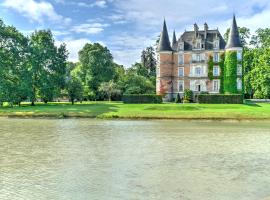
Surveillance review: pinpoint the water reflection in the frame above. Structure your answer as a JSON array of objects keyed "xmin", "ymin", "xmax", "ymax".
[{"xmin": 1, "ymin": 118, "xmax": 270, "ymax": 200}]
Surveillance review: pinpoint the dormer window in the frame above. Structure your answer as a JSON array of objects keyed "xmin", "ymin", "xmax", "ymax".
[
  {"xmin": 179, "ymin": 42, "xmax": 184, "ymax": 50},
  {"xmin": 196, "ymin": 42, "xmax": 201, "ymax": 49},
  {"xmin": 214, "ymin": 40, "xmax": 219, "ymax": 49}
]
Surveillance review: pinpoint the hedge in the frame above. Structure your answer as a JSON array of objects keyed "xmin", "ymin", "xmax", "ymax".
[
  {"xmin": 122, "ymin": 94, "xmax": 163, "ymax": 104},
  {"xmin": 198, "ymin": 94, "xmax": 243, "ymax": 104}
]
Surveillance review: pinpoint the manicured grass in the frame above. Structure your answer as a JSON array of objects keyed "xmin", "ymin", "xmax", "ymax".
[{"xmin": 0, "ymin": 101, "xmax": 270, "ymax": 120}]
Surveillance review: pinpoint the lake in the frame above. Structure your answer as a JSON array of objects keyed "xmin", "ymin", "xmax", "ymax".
[{"xmin": 1, "ymin": 118, "xmax": 270, "ymax": 200}]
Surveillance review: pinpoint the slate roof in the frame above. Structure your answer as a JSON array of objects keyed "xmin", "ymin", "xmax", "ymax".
[
  {"xmin": 178, "ymin": 29, "xmax": 226, "ymax": 51},
  {"xmin": 157, "ymin": 19, "xmax": 172, "ymax": 52},
  {"xmin": 225, "ymin": 15, "xmax": 242, "ymax": 49},
  {"xmin": 172, "ymin": 30, "xmax": 177, "ymax": 51}
]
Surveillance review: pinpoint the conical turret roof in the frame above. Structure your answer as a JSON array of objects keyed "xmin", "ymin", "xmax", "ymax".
[
  {"xmin": 157, "ymin": 19, "xmax": 172, "ymax": 52},
  {"xmin": 226, "ymin": 15, "xmax": 242, "ymax": 49},
  {"xmin": 172, "ymin": 30, "xmax": 177, "ymax": 50}
]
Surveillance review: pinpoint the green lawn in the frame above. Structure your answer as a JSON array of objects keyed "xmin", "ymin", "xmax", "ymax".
[{"xmin": 0, "ymin": 101, "xmax": 270, "ymax": 120}]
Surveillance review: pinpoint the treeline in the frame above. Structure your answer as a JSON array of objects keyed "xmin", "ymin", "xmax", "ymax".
[
  {"xmin": 0, "ymin": 19, "xmax": 156, "ymax": 106},
  {"xmin": 225, "ymin": 27, "xmax": 270, "ymax": 98}
]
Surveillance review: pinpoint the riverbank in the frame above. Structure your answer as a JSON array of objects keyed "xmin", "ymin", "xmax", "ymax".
[{"xmin": 0, "ymin": 101, "xmax": 270, "ymax": 120}]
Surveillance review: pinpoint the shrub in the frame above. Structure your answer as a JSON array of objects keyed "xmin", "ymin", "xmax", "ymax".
[
  {"xmin": 184, "ymin": 89, "xmax": 193, "ymax": 102},
  {"xmin": 175, "ymin": 93, "xmax": 181, "ymax": 103},
  {"xmin": 198, "ymin": 94, "xmax": 243, "ymax": 104},
  {"xmin": 183, "ymin": 99, "xmax": 190, "ymax": 103},
  {"xmin": 122, "ymin": 94, "xmax": 162, "ymax": 104}
]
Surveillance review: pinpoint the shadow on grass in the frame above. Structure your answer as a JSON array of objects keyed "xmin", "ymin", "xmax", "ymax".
[
  {"xmin": 0, "ymin": 102, "xmax": 119, "ymax": 118},
  {"xmin": 144, "ymin": 105, "xmax": 201, "ymax": 111},
  {"xmin": 244, "ymin": 101, "xmax": 261, "ymax": 107}
]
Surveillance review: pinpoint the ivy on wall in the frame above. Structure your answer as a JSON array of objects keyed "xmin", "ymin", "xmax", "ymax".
[
  {"xmin": 208, "ymin": 55, "xmax": 214, "ymax": 80},
  {"xmin": 207, "ymin": 53, "xmax": 225, "ymax": 93},
  {"xmin": 224, "ymin": 51, "xmax": 238, "ymax": 94},
  {"xmin": 219, "ymin": 53, "xmax": 225, "ymax": 94}
]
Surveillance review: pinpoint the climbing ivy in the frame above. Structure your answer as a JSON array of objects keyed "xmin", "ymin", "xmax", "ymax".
[
  {"xmin": 207, "ymin": 53, "xmax": 225, "ymax": 93},
  {"xmin": 224, "ymin": 51, "xmax": 238, "ymax": 94},
  {"xmin": 219, "ymin": 53, "xmax": 225, "ymax": 94},
  {"xmin": 208, "ymin": 55, "xmax": 214, "ymax": 80}
]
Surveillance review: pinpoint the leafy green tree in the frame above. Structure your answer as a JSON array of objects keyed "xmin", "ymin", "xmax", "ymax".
[
  {"xmin": 67, "ymin": 77, "xmax": 83, "ymax": 105},
  {"xmin": 0, "ymin": 19, "xmax": 30, "ymax": 106},
  {"xmin": 175, "ymin": 93, "xmax": 181, "ymax": 103},
  {"xmin": 250, "ymin": 28, "xmax": 270, "ymax": 48},
  {"xmin": 98, "ymin": 80, "xmax": 121, "ymax": 101},
  {"xmin": 141, "ymin": 46, "xmax": 157, "ymax": 76},
  {"xmin": 78, "ymin": 43, "xmax": 115, "ymax": 99},
  {"xmin": 249, "ymin": 49, "xmax": 270, "ymax": 98},
  {"xmin": 29, "ymin": 30, "xmax": 68, "ymax": 104}
]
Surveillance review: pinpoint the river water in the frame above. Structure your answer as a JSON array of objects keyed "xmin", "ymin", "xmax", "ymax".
[{"xmin": 1, "ymin": 118, "xmax": 270, "ymax": 200}]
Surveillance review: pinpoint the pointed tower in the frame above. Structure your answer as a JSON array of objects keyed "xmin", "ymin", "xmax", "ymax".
[
  {"xmin": 157, "ymin": 19, "xmax": 172, "ymax": 52},
  {"xmin": 156, "ymin": 19, "xmax": 174, "ymax": 101},
  {"xmin": 224, "ymin": 15, "xmax": 243, "ymax": 94},
  {"xmin": 225, "ymin": 15, "xmax": 242, "ymax": 49},
  {"xmin": 172, "ymin": 30, "xmax": 177, "ymax": 51}
]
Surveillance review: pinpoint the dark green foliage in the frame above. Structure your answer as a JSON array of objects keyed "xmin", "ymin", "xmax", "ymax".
[
  {"xmin": 198, "ymin": 94, "xmax": 243, "ymax": 104},
  {"xmin": 224, "ymin": 51, "xmax": 238, "ymax": 94},
  {"xmin": 219, "ymin": 53, "xmax": 225, "ymax": 94},
  {"xmin": 122, "ymin": 94, "xmax": 162, "ymax": 104},
  {"xmin": 183, "ymin": 89, "xmax": 193, "ymax": 102},
  {"xmin": 175, "ymin": 93, "xmax": 181, "ymax": 103},
  {"xmin": 67, "ymin": 77, "xmax": 83, "ymax": 105},
  {"xmin": 78, "ymin": 43, "xmax": 115, "ymax": 98},
  {"xmin": 141, "ymin": 46, "xmax": 157, "ymax": 76},
  {"xmin": 208, "ymin": 55, "xmax": 214, "ymax": 80}
]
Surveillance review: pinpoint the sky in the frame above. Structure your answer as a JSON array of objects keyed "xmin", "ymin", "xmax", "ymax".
[{"xmin": 1, "ymin": 0, "xmax": 270, "ymax": 67}]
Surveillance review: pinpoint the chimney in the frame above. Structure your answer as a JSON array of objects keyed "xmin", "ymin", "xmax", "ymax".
[
  {"xmin": 204, "ymin": 23, "xmax": 208, "ymax": 39},
  {"xmin": 194, "ymin": 23, "xmax": 199, "ymax": 37}
]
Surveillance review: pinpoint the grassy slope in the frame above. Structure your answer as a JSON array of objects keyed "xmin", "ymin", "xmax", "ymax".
[{"xmin": 0, "ymin": 101, "xmax": 269, "ymax": 119}]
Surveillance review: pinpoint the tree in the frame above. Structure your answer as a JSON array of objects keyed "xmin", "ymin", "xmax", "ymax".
[
  {"xmin": 224, "ymin": 27, "xmax": 251, "ymax": 47},
  {"xmin": 78, "ymin": 43, "xmax": 115, "ymax": 99},
  {"xmin": 250, "ymin": 28, "xmax": 270, "ymax": 48},
  {"xmin": 175, "ymin": 93, "xmax": 181, "ymax": 103},
  {"xmin": 98, "ymin": 81, "xmax": 121, "ymax": 101},
  {"xmin": 0, "ymin": 19, "xmax": 30, "ymax": 106},
  {"xmin": 249, "ymin": 49, "xmax": 270, "ymax": 98},
  {"xmin": 29, "ymin": 30, "xmax": 68, "ymax": 104},
  {"xmin": 67, "ymin": 77, "xmax": 83, "ymax": 105},
  {"xmin": 141, "ymin": 46, "xmax": 157, "ymax": 76}
]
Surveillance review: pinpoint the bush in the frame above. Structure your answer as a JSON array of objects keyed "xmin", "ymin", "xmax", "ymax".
[
  {"xmin": 122, "ymin": 94, "xmax": 162, "ymax": 104},
  {"xmin": 175, "ymin": 93, "xmax": 181, "ymax": 103},
  {"xmin": 183, "ymin": 99, "xmax": 190, "ymax": 103},
  {"xmin": 198, "ymin": 94, "xmax": 243, "ymax": 104},
  {"xmin": 184, "ymin": 89, "xmax": 193, "ymax": 102}
]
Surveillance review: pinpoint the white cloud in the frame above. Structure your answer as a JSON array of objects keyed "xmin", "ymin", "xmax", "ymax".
[
  {"xmin": 1, "ymin": 0, "xmax": 70, "ymax": 24},
  {"xmin": 76, "ymin": 0, "xmax": 107, "ymax": 8},
  {"xmin": 56, "ymin": 38, "xmax": 92, "ymax": 62},
  {"xmin": 71, "ymin": 23, "xmax": 110, "ymax": 34}
]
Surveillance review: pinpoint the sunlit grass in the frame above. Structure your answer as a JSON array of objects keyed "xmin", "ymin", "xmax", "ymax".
[{"xmin": 0, "ymin": 101, "xmax": 270, "ymax": 119}]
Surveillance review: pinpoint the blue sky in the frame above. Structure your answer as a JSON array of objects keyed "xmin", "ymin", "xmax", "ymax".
[{"xmin": 1, "ymin": 0, "xmax": 270, "ymax": 67}]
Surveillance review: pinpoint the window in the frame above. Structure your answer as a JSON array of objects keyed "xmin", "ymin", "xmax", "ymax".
[
  {"xmin": 213, "ymin": 66, "xmax": 219, "ymax": 76},
  {"xmin": 178, "ymin": 80, "xmax": 184, "ymax": 92},
  {"xmin": 237, "ymin": 64, "xmax": 242, "ymax": 76},
  {"xmin": 179, "ymin": 54, "xmax": 184, "ymax": 64},
  {"xmin": 237, "ymin": 50, "xmax": 242, "ymax": 60},
  {"xmin": 213, "ymin": 80, "xmax": 219, "ymax": 92},
  {"xmin": 213, "ymin": 52, "xmax": 219, "ymax": 62},
  {"xmin": 197, "ymin": 42, "xmax": 201, "ymax": 49},
  {"xmin": 195, "ymin": 84, "xmax": 201, "ymax": 92},
  {"xmin": 237, "ymin": 78, "xmax": 242, "ymax": 90},
  {"xmin": 195, "ymin": 67, "xmax": 201, "ymax": 76},
  {"xmin": 214, "ymin": 40, "xmax": 219, "ymax": 49},
  {"xmin": 179, "ymin": 42, "xmax": 184, "ymax": 50},
  {"xmin": 196, "ymin": 54, "xmax": 201, "ymax": 61},
  {"xmin": 178, "ymin": 67, "xmax": 184, "ymax": 77}
]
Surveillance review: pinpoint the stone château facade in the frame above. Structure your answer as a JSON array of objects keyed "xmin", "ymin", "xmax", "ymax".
[{"xmin": 156, "ymin": 15, "xmax": 243, "ymax": 101}]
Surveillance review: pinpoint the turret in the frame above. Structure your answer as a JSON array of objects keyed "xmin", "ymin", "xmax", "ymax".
[
  {"xmin": 172, "ymin": 30, "xmax": 177, "ymax": 51},
  {"xmin": 157, "ymin": 19, "xmax": 172, "ymax": 52},
  {"xmin": 225, "ymin": 14, "xmax": 242, "ymax": 49}
]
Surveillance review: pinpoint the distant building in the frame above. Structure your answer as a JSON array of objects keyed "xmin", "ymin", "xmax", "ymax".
[{"xmin": 156, "ymin": 15, "xmax": 243, "ymax": 101}]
